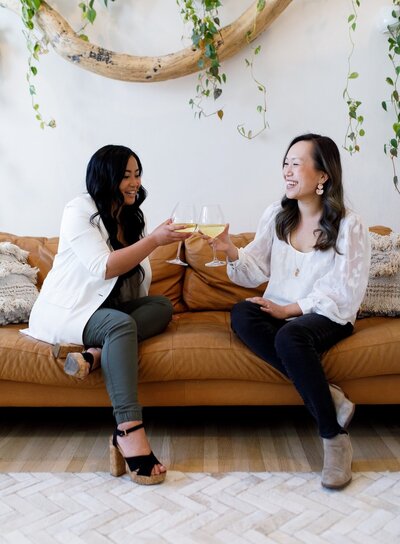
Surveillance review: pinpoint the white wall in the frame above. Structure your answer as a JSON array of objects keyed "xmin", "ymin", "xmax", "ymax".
[{"xmin": 0, "ymin": 0, "xmax": 398, "ymax": 236}]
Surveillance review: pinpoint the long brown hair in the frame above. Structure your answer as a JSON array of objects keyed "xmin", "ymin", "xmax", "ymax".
[{"xmin": 275, "ymin": 133, "xmax": 345, "ymax": 252}]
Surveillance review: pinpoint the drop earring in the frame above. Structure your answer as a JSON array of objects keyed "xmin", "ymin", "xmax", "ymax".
[{"xmin": 316, "ymin": 183, "xmax": 324, "ymax": 196}]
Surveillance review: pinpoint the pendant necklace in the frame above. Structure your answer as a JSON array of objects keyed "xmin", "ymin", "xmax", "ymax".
[{"xmin": 294, "ymin": 250, "xmax": 306, "ymax": 277}]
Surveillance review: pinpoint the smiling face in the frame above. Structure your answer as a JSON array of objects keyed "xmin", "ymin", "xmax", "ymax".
[
  {"xmin": 119, "ymin": 155, "xmax": 141, "ymax": 206},
  {"xmin": 283, "ymin": 140, "xmax": 328, "ymax": 203}
]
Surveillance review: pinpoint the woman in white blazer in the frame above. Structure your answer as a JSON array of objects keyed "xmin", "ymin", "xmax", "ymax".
[{"xmin": 25, "ymin": 145, "xmax": 191, "ymax": 486}]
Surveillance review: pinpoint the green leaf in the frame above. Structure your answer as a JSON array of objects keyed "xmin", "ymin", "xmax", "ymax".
[
  {"xmin": 30, "ymin": 66, "xmax": 37, "ymax": 76},
  {"xmin": 382, "ymin": 101, "xmax": 388, "ymax": 111},
  {"xmin": 348, "ymin": 14, "xmax": 355, "ymax": 23},
  {"xmin": 254, "ymin": 45, "xmax": 261, "ymax": 55},
  {"xmin": 349, "ymin": 72, "xmax": 359, "ymax": 79},
  {"xmin": 257, "ymin": 0, "xmax": 266, "ymax": 12},
  {"xmin": 359, "ymin": 129, "xmax": 365, "ymax": 136},
  {"xmin": 386, "ymin": 77, "xmax": 395, "ymax": 86},
  {"xmin": 87, "ymin": 8, "xmax": 97, "ymax": 24},
  {"xmin": 391, "ymin": 138, "xmax": 398, "ymax": 148}
]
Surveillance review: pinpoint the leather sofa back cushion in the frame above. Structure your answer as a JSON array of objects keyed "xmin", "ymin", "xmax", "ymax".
[
  {"xmin": 148, "ymin": 242, "xmax": 187, "ymax": 313},
  {"xmin": 0, "ymin": 233, "xmax": 58, "ymax": 289},
  {"xmin": 182, "ymin": 233, "xmax": 267, "ymax": 311}
]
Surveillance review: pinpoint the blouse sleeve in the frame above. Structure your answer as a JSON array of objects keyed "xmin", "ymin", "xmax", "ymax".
[
  {"xmin": 60, "ymin": 197, "xmax": 111, "ymax": 279},
  {"xmin": 227, "ymin": 202, "xmax": 279, "ymax": 288},
  {"xmin": 297, "ymin": 212, "xmax": 371, "ymax": 324}
]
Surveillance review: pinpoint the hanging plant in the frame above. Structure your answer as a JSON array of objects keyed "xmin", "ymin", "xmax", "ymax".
[
  {"xmin": 382, "ymin": 0, "xmax": 400, "ymax": 193},
  {"xmin": 177, "ymin": 0, "xmax": 225, "ymax": 120},
  {"xmin": 18, "ymin": 0, "xmax": 115, "ymax": 128},
  {"xmin": 20, "ymin": 0, "xmax": 55, "ymax": 129},
  {"xmin": 343, "ymin": 0, "xmax": 365, "ymax": 154},
  {"xmin": 237, "ymin": 0, "xmax": 268, "ymax": 140}
]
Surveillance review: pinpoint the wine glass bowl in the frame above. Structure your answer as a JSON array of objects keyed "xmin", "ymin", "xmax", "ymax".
[
  {"xmin": 166, "ymin": 203, "xmax": 197, "ymax": 266},
  {"xmin": 198, "ymin": 205, "xmax": 226, "ymax": 267}
]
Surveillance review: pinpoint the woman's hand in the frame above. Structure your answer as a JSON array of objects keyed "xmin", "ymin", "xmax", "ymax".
[
  {"xmin": 201, "ymin": 224, "xmax": 239, "ymax": 261},
  {"xmin": 246, "ymin": 297, "xmax": 303, "ymax": 320},
  {"xmin": 149, "ymin": 219, "xmax": 193, "ymax": 247}
]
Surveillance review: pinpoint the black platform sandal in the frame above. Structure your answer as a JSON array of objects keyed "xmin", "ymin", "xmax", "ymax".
[
  {"xmin": 109, "ymin": 423, "xmax": 166, "ymax": 485},
  {"xmin": 64, "ymin": 351, "xmax": 96, "ymax": 380}
]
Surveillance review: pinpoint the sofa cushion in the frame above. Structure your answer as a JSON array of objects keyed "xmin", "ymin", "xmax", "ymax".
[
  {"xmin": 182, "ymin": 233, "xmax": 267, "ymax": 311},
  {"xmin": 2, "ymin": 313, "xmax": 400, "ymax": 391},
  {"xmin": 149, "ymin": 242, "xmax": 187, "ymax": 313},
  {"xmin": 139, "ymin": 312, "xmax": 400, "ymax": 384}
]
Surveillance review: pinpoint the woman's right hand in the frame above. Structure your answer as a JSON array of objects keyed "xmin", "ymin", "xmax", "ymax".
[{"xmin": 149, "ymin": 219, "xmax": 192, "ymax": 247}]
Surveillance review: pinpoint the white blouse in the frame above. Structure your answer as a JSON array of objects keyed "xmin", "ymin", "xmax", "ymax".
[{"xmin": 227, "ymin": 201, "xmax": 371, "ymax": 325}]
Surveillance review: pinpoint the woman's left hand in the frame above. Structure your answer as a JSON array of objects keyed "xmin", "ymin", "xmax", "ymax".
[{"xmin": 246, "ymin": 297, "xmax": 290, "ymax": 320}]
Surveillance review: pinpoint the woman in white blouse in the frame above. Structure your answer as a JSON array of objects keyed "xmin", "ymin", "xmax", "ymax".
[{"xmin": 213, "ymin": 134, "xmax": 370, "ymax": 489}]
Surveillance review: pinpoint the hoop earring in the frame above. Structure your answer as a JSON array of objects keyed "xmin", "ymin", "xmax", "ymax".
[{"xmin": 316, "ymin": 183, "xmax": 324, "ymax": 196}]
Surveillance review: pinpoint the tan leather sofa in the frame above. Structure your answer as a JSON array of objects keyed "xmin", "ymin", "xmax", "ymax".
[{"xmin": 0, "ymin": 229, "xmax": 399, "ymax": 408}]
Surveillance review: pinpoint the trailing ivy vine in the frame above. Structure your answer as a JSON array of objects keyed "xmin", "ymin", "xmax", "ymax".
[
  {"xmin": 19, "ymin": 0, "xmax": 114, "ymax": 129},
  {"xmin": 177, "ymin": 0, "xmax": 225, "ymax": 121},
  {"xmin": 237, "ymin": 0, "xmax": 268, "ymax": 140},
  {"xmin": 20, "ymin": 0, "xmax": 55, "ymax": 129},
  {"xmin": 343, "ymin": 0, "xmax": 365, "ymax": 154},
  {"xmin": 382, "ymin": 0, "xmax": 400, "ymax": 193}
]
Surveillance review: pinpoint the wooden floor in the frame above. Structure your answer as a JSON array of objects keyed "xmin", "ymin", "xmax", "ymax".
[{"xmin": 0, "ymin": 405, "xmax": 399, "ymax": 473}]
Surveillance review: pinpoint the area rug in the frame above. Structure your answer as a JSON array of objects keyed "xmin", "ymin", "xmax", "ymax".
[{"xmin": 1, "ymin": 471, "xmax": 399, "ymax": 543}]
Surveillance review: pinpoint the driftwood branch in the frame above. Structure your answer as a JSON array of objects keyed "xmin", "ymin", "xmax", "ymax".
[{"xmin": 1, "ymin": 0, "xmax": 292, "ymax": 82}]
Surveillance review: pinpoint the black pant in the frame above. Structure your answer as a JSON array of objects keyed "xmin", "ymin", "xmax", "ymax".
[{"xmin": 231, "ymin": 301, "xmax": 354, "ymax": 438}]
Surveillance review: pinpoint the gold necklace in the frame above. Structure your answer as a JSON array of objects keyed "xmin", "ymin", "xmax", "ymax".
[{"xmin": 294, "ymin": 250, "xmax": 306, "ymax": 277}]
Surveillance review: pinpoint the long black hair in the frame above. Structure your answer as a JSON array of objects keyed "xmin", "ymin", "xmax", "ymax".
[
  {"xmin": 275, "ymin": 133, "xmax": 345, "ymax": 252},
  {"xmin": 86, "ymin": 144, "xmax": 148, "ymax": 281}
]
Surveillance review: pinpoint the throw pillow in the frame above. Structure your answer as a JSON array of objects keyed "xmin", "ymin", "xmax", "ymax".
[
  {"xmin": 0, "ymin": 242, "xmax": 39, "ymax": 325},
  {"xmin": 358, "ymin": 232, "xmax": 400, "ymax": 318}
]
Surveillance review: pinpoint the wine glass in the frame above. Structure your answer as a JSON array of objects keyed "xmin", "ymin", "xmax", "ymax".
[
  {"xmin": 166, "ymin": 202, "xmax": 197, "ymax": 266},
  {"xmin": 198, "ymin": 204, "xmax": 226, "ymax": 267}
]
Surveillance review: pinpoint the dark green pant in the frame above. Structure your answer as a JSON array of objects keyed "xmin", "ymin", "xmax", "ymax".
[{"xmin": 83, "ymin": 296, "xmax": 173, "ymax": 424}]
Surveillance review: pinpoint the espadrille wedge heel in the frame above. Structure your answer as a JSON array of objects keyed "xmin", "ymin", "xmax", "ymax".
[{"xmin": 109, "ymin": 423, "xmax": 166, "ymax": 485}]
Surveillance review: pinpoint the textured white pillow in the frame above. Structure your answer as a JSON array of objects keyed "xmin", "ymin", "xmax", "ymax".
[
  {"xmin": 0, "ymin": 242, "xmax": 39, "ymax": 325},
  {"xmin": 358, "ymin": 232, "xmax": 400, "ymax": 318}
]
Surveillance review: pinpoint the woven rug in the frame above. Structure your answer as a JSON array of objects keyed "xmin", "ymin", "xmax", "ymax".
[{"xmin": 1, "ymin": 471, "xmax": 399, "ymax": 543}]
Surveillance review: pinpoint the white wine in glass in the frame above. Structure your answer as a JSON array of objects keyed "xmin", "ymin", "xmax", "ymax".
[
  {"xmin": 198, "ymin": 205, "xmax": 226, "ymax": 267},
  {"xmin": 166, "ymin": 202, "xmax": 197, "ymax": 266}
]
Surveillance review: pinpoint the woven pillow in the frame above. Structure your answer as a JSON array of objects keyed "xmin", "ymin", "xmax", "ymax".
[
  {"xmin": 358, "ymin": 232, "xmax": 400, "ymax": 318},
  {"xmin": 0, "ymin": 242, "xmax": 39, "ymax": 325}
]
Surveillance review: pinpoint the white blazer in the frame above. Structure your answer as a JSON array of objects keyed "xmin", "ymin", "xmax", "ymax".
[{"xmin": 22, "ymin": 194, "xmax": 152, "ymax": 345}]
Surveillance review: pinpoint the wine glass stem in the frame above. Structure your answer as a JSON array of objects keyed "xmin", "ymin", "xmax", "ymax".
[
  {"xmin": 212, "ymin": 240, "xmax": 217, "ymax": 262},
  {"xmin": 176, "ymin": 241, "xmax": 182, "ymax": 259}
]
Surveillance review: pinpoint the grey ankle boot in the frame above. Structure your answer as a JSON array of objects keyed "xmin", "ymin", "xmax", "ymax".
[
  {"xmin": 329, "ymin": 384, "xmax": 355, "ymax": 429},
  {"xmin": 322, "ymin": 433, "xmax": 353, "ymax": 489}
]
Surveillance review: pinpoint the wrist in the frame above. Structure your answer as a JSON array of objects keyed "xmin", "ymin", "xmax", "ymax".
[{"xmin": 226, "ymin": 243, "xmax": 239, "ymax": 261}]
